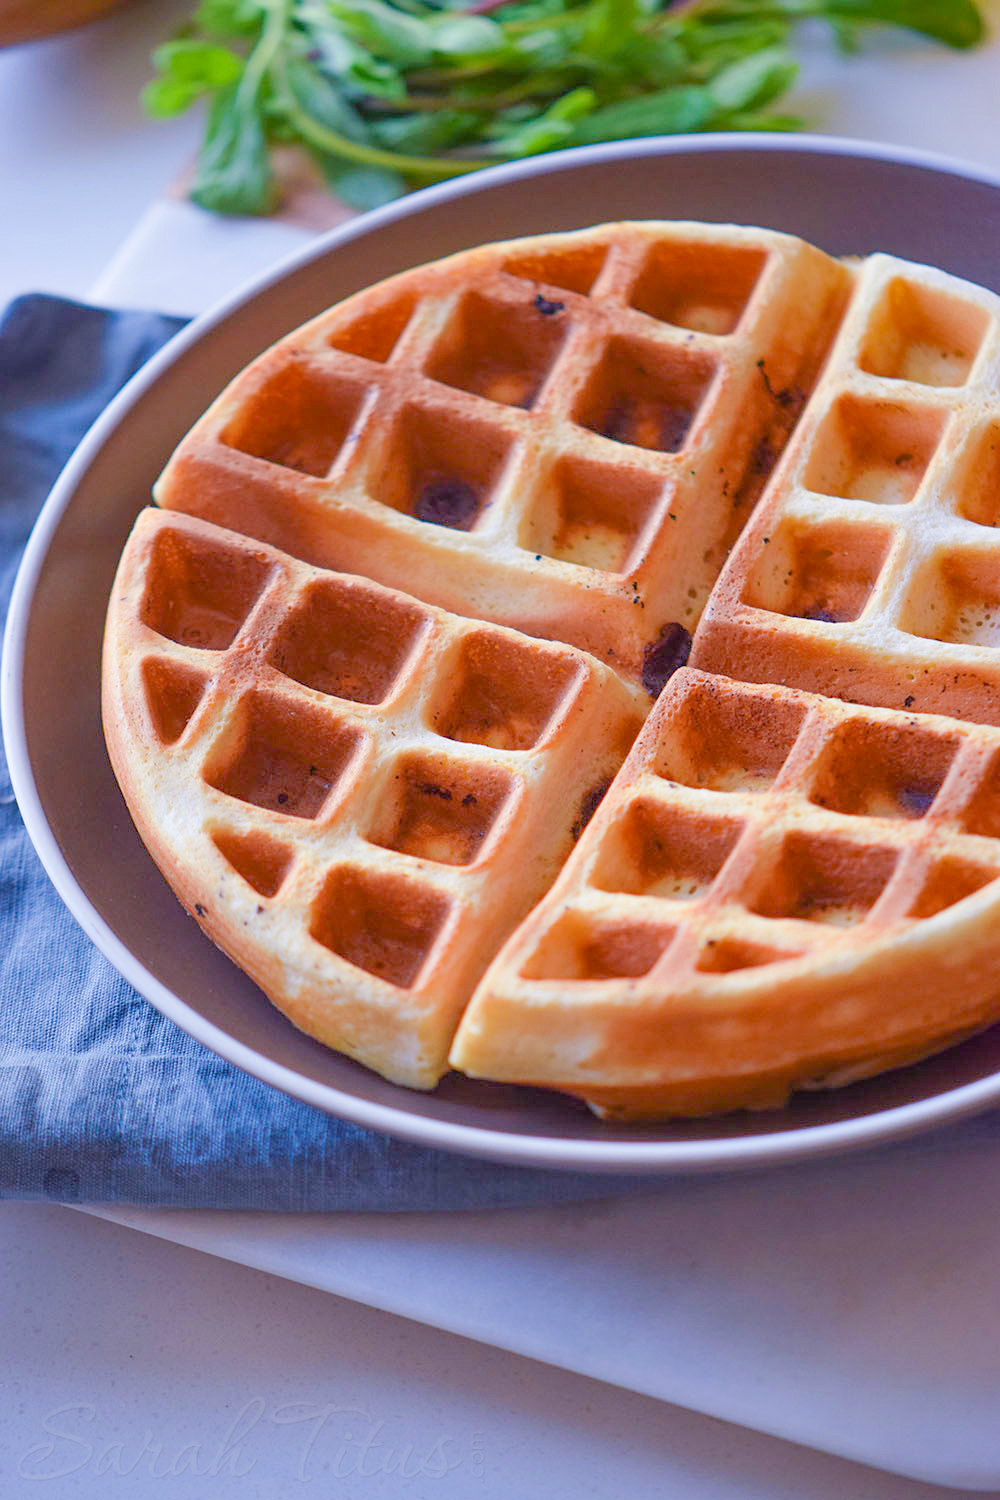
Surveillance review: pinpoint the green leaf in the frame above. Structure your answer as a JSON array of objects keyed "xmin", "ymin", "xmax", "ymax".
[
  {"xmin": 579, "ymin": 0, "xmax": 640, "ymax": 59},
  {"xmin": 672, "ymin": 17, "xmax": 790, "ymax": 69},
  {"xmin": 490, "ymin": 85, "xmax": 596, "ymax": 157},
  {"xmin": 571, "ymin": 84, "xmax": 717, "ymax": 144},
  {"xmin": 628, "ymin": 33, "xmax": 689, "ymax": 88},
  {"xmin": 142, "ymin": 78, "xmax": 195, "ymax": 118},
  {"xmin": 369, "ymin": 107, "xmax": 484, "ymax": 154},
  {"xmin": 297, "ymin": 6, "xmax": 409, "ymax": 101},
  {"xmin": 427, "ymin": 14, "xmax": 509, "ymax": 60},
  {"xmin": 707, "ymin": 48, "xmax": 797, "ymax": 112},
  {"xmin": 194, "ymin": 0, "xmax": 265, "ymax": 37},
  {"xmin": 143, "ymin": 39, "xmax": 245, "ymax": 116},
  {"xmin": 190, "ymin": 80, "xmax": 277, "ymax": 215},
  {"xmin": 819, "ymin": 0, "xmax": 984, "ymax": 48},
  {"xmin": 282, "ymin": 54, "xmax": 372, "ymax": 142},
  {"xmin": 491, "ymin": 0, "xmax": 566, "ymax": 21},
  {"xmin": 327, "ymin": 0, "xmax": 436, "ymax": 67},
  {"xmin": 491, "ymin": 117, "xmax": 576, "ymax": 156},
  {"xmin": 506, "ymin": 26, "xmax": 577, "ymax": 70},
  {"xmin": 318, "ymin": 160, "xmax": 407, "ymax": 208}
]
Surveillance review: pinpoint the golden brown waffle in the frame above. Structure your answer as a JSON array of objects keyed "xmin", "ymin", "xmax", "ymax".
[
  {"xmin": 452, "ymin": 668, "xmax": 1000, "ymax": 1119},
  {"xmin": 153, "ymin": 222, "xmax": 849, "ymax": 689},
  {"xmin": 693, "ymin": 252, "xmax": 1000, "ymax": 720},
  {"xmin": 102, "ymin": 508, "xmax": 643, "ymax": 1087},
  {"xmin": 103, "ymin": 221, "xmax": 1000, "ymax": 1119}
]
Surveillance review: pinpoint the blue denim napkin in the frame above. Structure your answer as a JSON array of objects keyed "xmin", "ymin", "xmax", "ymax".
[{"xmin": 0, "ymin": 294, "xmax": 654, "ymax": 1210}]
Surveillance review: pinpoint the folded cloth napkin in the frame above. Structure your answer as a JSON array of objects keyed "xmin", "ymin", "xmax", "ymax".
[{"xmin": 0, "ymin": 294, "xmax": 654, "ymax": 1211}]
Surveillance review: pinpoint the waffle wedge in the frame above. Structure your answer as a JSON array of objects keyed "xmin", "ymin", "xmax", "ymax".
[
  {"xmin": 693, "ymin": 250, "xmax": 1000, "ymax": 719},
  {"xmin": 153, "ymin": 221, "xmax": 850, "ymax": 689},
  {"xmin": 452, "ymin": 669, "xmax": 1000, "ymax": 1119},
  {"xmin": 102, "ymin": 508, "xmax": 643, "ymax": 1087}
]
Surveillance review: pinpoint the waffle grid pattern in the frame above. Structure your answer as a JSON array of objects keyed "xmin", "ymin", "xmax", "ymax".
[
  {"xmin": 694, "ymin": 253, "xmax": 1000, "ymax": 723},
  {"xmin": 156, "ymin": 223, "xmax": 850, "ymax": 681},
  {"xmin": 482, "ymin": 670, "xmax": 1000, "ymax": 993},
  {"xmin": 450, "ymin": 668, "xmax": 1000, "ymax": 1115},
  {"xmin": 106, "ymin": 509, "xmax": 642, "ymax": 1086}
]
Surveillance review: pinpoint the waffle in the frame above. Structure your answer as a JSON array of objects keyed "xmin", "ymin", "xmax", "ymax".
[
  {"xmin": 102, "ymin": 220, "xmax": 1000, "ymax": 1119},
  {"xmin": 102, "ymin": 508, "xmax": 643, "ymax": 1087},
  {"xmin": 693, "ymin": 251, "xmax": 1000, "ymax": 719},
  {"xmin": 153, "ymin": 221, "xmax": 850, "ymax": 688},
  {"xmin": 452, "ymin": 668, "xmax": 1000, "ymax": 1119}
]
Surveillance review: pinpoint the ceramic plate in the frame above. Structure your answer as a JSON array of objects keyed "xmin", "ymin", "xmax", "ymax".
[{"xmin": 9, "ymin": 134, "xmax": 1000, "ymax": 1172}]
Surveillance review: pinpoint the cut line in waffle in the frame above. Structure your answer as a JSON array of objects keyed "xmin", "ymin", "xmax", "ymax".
[
  {"xmin": 102, "ymin": 508, "xmax": 644, "ymax": 1087},
  {"xmin": 153, "ymin": 222, "xmax": 850, "ymax": 690},
  {"xmin": 452, "ymin": 668, "xmax": 1000, "ymax": 1119}
]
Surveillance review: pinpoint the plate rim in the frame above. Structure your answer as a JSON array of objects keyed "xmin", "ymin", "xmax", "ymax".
[{"xmin": 8, "ymin": 130, "xmax": 1000, "ymax": 1174}]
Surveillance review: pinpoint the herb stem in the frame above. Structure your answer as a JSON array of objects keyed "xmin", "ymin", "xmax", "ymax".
[
  {"xmin": 277, "ymin": 77, "xmax": 487, "ymax": 178},
  {"xmin": 237, "ymin": 0, "xmax": 292, "ymax": 113}
]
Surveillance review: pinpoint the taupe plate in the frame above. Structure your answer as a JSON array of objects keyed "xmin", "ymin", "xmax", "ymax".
[{"xmin": 8, "ymin": 134, "xmax": 1000, "ymax": 1172}]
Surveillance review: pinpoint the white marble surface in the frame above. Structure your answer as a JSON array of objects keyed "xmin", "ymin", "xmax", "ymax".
[
  {"xmin": 0, "ymin": 1199, "xmax": 993, "ymax": 1500},
  {"xmin": 0, "ymin": 0, "xmax": 199, "ymax": 311},
  {"xmin": 5, "ymin": 4, "xmax": 1000, "ymax": 1496}
]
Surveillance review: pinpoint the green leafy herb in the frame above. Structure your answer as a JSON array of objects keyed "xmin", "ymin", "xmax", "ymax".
[{"xmin": 145, "ymin": 0, "xmax": 985, "ymax": 217}]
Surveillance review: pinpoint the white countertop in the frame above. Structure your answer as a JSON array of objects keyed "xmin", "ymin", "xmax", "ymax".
[
  {"xmin": 4, "ymin": 5, "xmax": 1000, "ymax": 1496},
  {"xmin": 1, "ymin": 1197, "xmax": 977, "ymax": 1500}
]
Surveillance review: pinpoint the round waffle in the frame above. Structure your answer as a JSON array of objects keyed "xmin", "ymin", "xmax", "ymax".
[{"xmin": 102, "ymin": 220, "xmax": 1000, "ymax": 1118}]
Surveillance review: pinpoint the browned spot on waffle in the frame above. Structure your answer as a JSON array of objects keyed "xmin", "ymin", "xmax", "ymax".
[
  {"xmin": 429, "ymin": 629, "xmax": 583, "ymax": 752},
  {"xmin": 641, "ymin": 622, "xmax": 692, "ymax": 698},
  {"xmin": 521, "ymin": 909, "xmax": 676, "ymax": 982},
  {"xmin": 629, "ymin": 238, "xmax": 766, "ymax": 335},
  {"xmin": 577, "ymin": 336, "xmax": 716, "ymax": 452},
  {"xmin": 523, "ymin": 452, "xmax": 665, "ymax": 575},
  {"xmin": 502, "ymin": 240, "xmax": 609, "ymax": 296},
  {"xmin": 368, "ymin": 753, "xmax": 514, "ymax": 867},
  {"xmin": 807, "ymin": 717, "xmax": 959, "ymax": 820},
  {"xmin": 858, "ymin": 276, "xmax": 988, "ymax": 386},
  {"xmin": 591, "ymin": 798, "xmax": 743, "ymax": 900},
  {"xmin": 369, "ymin": 399, "xmax": 513, "ymax": 530},
  {"xmin": 748, "ymin": 833, "xmax": 899, "ymax": 927},
  {"xmin": 140, "ymin": 523, "xmax": 272, "ymax": 649},
  {"xmin": 220, "ymin": 356, "xmax": 369, "ymax": 478},
  {"xmin": 571, "ymin": 779, "xmax": 611, "ymax": 842},
  {"xmin": 203, "ymin": 690, "xmax": 363, "ymax": 820},
  {"xmin": 426, "ymin": 289, "xmax": 569, "ymax": 410},
  {"xmin": 740, "ymin": 517, "xmax": 893, "ymax": 625},
  {"xmin": 804, "ymin": 395, "xmax": 945, "ymax": 507}
]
